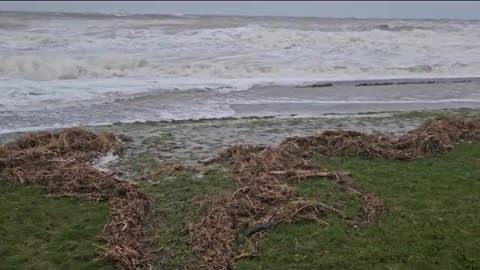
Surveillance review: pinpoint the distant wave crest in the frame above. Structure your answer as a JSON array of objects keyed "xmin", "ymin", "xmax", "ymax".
[{"xmin": 0, "ymin": 54, "xmax": 477, "ymax": 81}]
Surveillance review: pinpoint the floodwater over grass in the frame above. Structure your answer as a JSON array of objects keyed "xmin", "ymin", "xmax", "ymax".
[
  {"xmin": 2, "ymin": 9, "xmax": 480, "ymax": 269},
  {"xmin": 97, "ymin": 109, "xmax": 480, "ymax": 173},
  {"xmin": 0, "ymin": 112, "xmax": 479, "ymax": 269}
]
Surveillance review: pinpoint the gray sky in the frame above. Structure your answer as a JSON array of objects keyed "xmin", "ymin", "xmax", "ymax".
[{"xmin": 1, "ymin": 1, "xmax": 479, "ymax": 20}]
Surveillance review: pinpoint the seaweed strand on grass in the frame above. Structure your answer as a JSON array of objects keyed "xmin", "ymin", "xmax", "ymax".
[
  {"xmin": 1, "ymin": 117, "xmax": 479, "ymax": 270},
  {"xmin": 189, "ymin": 116, "xmax": 480, "ymax": 270},
  {"xmin": 0, "ymin": 128, "xmax": 151, "ymax": 270}
]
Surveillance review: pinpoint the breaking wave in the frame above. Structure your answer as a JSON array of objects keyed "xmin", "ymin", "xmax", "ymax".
[
  {"xmin": 1, "ymin": 12, "xmax": 480, "ymax": 131},
  {"xmin": 0, "ymin": 54, "xmax": 478, "ymax": 81},
  {"xmin": 0, "ymin": 15, "xmax": 479, "ymax": 81}
]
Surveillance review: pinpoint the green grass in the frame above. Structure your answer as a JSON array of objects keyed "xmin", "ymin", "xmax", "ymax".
[
  {"xmin": 140, "ymin": 168, "xmax": 236, "ymax": 269},
  {"xmin": 1, "ymin": 143, "xmax": 479, "ymax": 270},
  {"xmin": 238, "ymin": 143, "xmax": 480, "ymax": 270},
  {"xmin": 0, "ymin": 166, "xmax": 235, "ymax": 270},
  {"xmin": 0, "ymin": 182, "xmax": 115, "ymax": 270}
]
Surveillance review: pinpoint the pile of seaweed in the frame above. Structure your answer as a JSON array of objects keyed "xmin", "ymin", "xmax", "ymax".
[
  {"xmin": 280, "ymin": 116, "xmax": 480, "ymax": 159},
  {"xmin": 1, "ymin": 117, "xmax": 478, "ymax": 270},
  {"xmin": 189, "ymin": 117, "xmax": 480, "ymax": 270},
  {"xmin": 0, "ymin": 128, "xmax": 151, "ymax": 270}
]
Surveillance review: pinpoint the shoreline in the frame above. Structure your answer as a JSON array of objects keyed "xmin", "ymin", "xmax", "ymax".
[
  {"xmin": 2, "ymin": 108, "xmax": 479, "ymax": 137},
  {"xmin": 1, "ymin": 113, "xmax": 479, "ymax": 269},
  {"xmin": 60, "ymin": 109, "xmax": 480, "ymax": 176},
  {"xmin": 2, "ymin": 9, "xmax": 480, "ymax": 269},
  {"xmin": 2, "ymin": 109, "xmax": 479, "ymax": 179},
  {"xmin": 3, "ymin": 77, "xmax": 480, "ymax": 134}
]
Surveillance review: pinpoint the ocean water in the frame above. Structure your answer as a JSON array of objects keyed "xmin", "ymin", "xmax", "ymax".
[{"xmin": 1, "ymin": 11, "xmax": 480, "ymax": 133}]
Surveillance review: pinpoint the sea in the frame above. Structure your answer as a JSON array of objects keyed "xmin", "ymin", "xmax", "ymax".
[{"xmin": 1, "ymin": 11, "xmax": 480, "ymax": 134}]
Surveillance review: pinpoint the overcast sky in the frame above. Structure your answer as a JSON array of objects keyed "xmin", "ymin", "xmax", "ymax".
[{"xmin": 0, "ymin": 1, "xmax": 479, "ymax": 20}]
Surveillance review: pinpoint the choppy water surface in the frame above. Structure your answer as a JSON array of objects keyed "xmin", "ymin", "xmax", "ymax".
[{"xmin": 1, "ymin": 11, "xmax": 480, "ymax": 133}]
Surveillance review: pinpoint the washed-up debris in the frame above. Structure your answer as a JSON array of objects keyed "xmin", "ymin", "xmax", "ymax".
[
  {"xmin": 189, "ymin": 117, "xmax": 480, "ymax": 270},
  {"xmin": 0, "ymin": 128, "xmax": 151, "ymax": 270}
]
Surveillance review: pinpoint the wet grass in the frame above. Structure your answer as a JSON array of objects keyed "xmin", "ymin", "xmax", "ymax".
[
  {"xmin": 1, "ymin": 131, "xmax": 479, "ymax": 270},
  {"xmin": 238, "ymin": 143, "xmax": 480, "ymax": 269},
  {"xmin": 0, "ymin": 181, "xmax": 115, "ymax": 270},
  {"xmin": 394, "ymin": 108, "xmax": 480, "ymax": 119},
  {"xmin": 140, "ymin": 168, "xmax": 236, "ymax": 269}
]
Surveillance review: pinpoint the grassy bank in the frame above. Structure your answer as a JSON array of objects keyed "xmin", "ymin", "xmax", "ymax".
[
  {"xmin": 1, "ymin": 126, "xmax": 479, "ymax": 269},
  {"xmin": 136, "ymin": 143, "xmax": 479, "ymax": 269},
  {"xmin": 0, "ymin": 182, "xmax": 115, "ymax": 270},
  {"xmin": 238, "ymin": 143, "xmax": 480, "ymax": 269}
]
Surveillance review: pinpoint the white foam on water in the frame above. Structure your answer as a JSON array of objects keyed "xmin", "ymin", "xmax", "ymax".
[
  {"xmin": 1, "ymin": 14, "xmax": 480, "ymax": 84},
  {"xmin": 235, "ymin": 98, "xmax": 480, "ymax": 105},
  {"xmin": 92, "ymin": 152, "xmax": 120, "ymax": 173},
  {"xmin": 2, "ymin": 74, "xmax": 480, "ymax": 111},
  {"xmin": 1, "ymin": 12, "xmax": 480, "ymax": 131}
]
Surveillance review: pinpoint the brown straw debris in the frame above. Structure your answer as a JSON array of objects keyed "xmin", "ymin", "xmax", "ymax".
[
  {"xmin": 280, "ymin": 116, "xmax": 480, "ymax": 159},
  {"xmin": 0, "ymin": 128, "xmax": 151, "ymax": 270},
  {"xmin": 189, "ymin": 117, "xmax": 480, "ymax": 270}
]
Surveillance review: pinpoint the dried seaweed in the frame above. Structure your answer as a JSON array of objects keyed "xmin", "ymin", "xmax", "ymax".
[
  {"xmin": 0, "ymin": 128, "xmax": 151, "ymax": 270},
  {"xmin": 189, "ymin": 117, "xmax": 480, "ymax": 270},
  {"xmin": 2, "ymin": 117, "xmax": 479, "ymax": 270}
]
